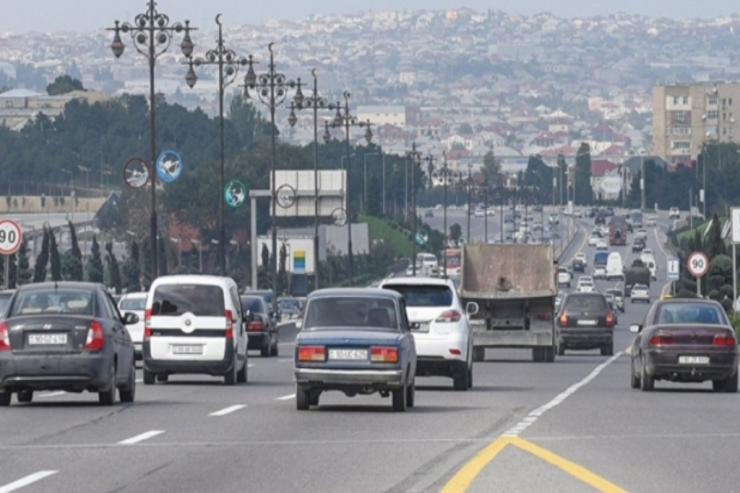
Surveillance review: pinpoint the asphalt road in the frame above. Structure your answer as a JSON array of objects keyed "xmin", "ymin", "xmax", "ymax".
[{"xmin": 1, "ymin": 212, "xmax": 736, "ymax": 493}]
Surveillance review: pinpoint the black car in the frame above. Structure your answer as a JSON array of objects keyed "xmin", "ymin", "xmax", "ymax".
[
  {"xmin": 241, "ymin": 295, "xmax": 279, "ymax": 357},
  {"xmin": 595, "ymin": 214, "xmax": 606, "ymax": 225},
  {"xmin": 604, "ymin": 207, "xmax": 614, "ymax": 216},
  {"xmin": 0, "ymin": 282, "xmax": 138, "ymax": 406},
  {"xmin": 424, "ymin": 210, "xmax": 434, "ymax": 218},
  {"xmin": 571, "ymin": 258, "xmax": 586, "ymax": 273},
  {"xmin": 556, "ymin": 292, "xmax": 615, "ymax": 356},
  {"xmin": 632, "ymin": 239, "xmax": 645, "ymax": 253}
]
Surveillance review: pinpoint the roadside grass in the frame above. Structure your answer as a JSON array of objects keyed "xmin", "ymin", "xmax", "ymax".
[{"xmin": 359, "ymin": 214, "xmax": 414, "ymax": 258}]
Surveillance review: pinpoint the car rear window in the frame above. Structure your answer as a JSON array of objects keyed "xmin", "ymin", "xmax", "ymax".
[
  {"xmin": 10, "ymin": 289, "xmax": 94, "ymax": 316},
  {"xmin": 241, "ymin": 297, "xmax": 265, "ymax": 314},
  {"xmin": 655, "ymin": 303, "xmax": 726, "ymax": 325},
  {"xmin": 383, "ymin": 284, "xmax": 453, "ymax": 307},
  {"xmin": 151, "ymin": 285, "xmax": 225, "ymax": 316},
  {"xmin": 120, "ymin": 298, "xmax": 146, "ymax": 311},
  {"xmin": 304, "ymin": 296, "xmax": 398, "ymax": 331},
  {"xmin": 564, "ymin": 294, "xmax": 606, "ymax": 312}
]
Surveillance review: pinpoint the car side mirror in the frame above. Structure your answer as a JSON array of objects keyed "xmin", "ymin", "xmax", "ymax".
[
  {"xmin": 295, "ymin": 320, "xmax": 303, "ymax": 330},
  {"xmin": 465, "ymin": 302, "xmax": 479, "ymax": 316},
  {"xmin": 123, "ymin": 312, "xmax": 140, "ymax": 325},
  {"xmin": 629, "ymin": 324, "xmax": 642, "ymax": 333}
]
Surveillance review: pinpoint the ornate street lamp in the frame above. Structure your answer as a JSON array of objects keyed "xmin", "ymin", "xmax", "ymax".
[
  {"xmin": 243, "ymin": 43, "xmax": 297, "ymax": 297},
  {"xmin": 108, "ymin": 1, "xmax": 196, "ymax": 279},
  {"xmin": 323, "ymin": 91, "xmax": 373, "ymax": 286},
  {"xmin": 185, "ymin": 14, "xmax": 248, "ymax": 275}
]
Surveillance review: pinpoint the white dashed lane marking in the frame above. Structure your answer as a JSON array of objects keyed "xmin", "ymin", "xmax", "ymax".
[
  {"xmin": 0, "ymin": 471, "xmax": 58, "ymax": 493},
  {"xmin": 117, "ymin": 430, "xmax": 165, "ymax": 445},
  {"xmin": 208, "ymin": 405, "xmax": 248, "ymax": 417}
]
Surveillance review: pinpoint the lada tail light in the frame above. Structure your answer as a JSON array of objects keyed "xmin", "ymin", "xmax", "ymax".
[
  {"xmin": 371, "ymin": 346, "xmax": 398, "ymax": 363},
  {"xmin": 297, "ymin": 346, "xmax": 325, "ymax": 362},
  {"xmin": 713, "ymin": 333, "xmax": 736, "ymax": 346},
  {"xmin": 649, "ymin": 334, "xmax": 674, "ymax": 346}
]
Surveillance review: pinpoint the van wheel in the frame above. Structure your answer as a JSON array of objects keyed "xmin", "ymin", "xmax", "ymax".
[
  {"xmin": 143, "ymin": 369, "xmax": 155, "ymax": 385},
  {"xmin": 237, "ymin": 360, "xmax": 248, "ymax": 383},
  {"xmin": 543, "ymin": 345, "xmax": 555, "ymax": 362},
  {"xmin": 453, "ymin": 370, "xmax": 469, "ymax": 391},
  {"xmin": 601, "ymin": 341, "xmax": 614, "ymax": 356},
  {"xmin": 224, "ymin": 359, "xmax": 238, "ymax": 386},
  {"xmin": 309, "ymin": 391, "xmax": 321, "ymax": 407}
]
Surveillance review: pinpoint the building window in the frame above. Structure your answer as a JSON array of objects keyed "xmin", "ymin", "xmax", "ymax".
[
  {"xmin": 723, "ymin": 113, "xmax": 727, "ymax": 121},
  {"xmin": 708, "ymin": 110, "xmax": 718, "ymax": 120},
  {"xmin": 672, "ymin": 141, "xmax": 690, "ymax": 150},
  {"xmin": 674, "ymin": 111, "xmax": 685, "ymax": 122},
  {"xmin": 4, "ymin": 101, "xmax": 12, "ymax": 108},
  {"xmin": 683, "ymin": 96, "xmax": 689, "ymax": 104},
  {"xmin": 673, "ymin": 96, "xmax": 679, "ymax": 105},
  {"xmin": 731, "ymin": 98, "xmax": 734, "ymax": 105},
  {"xmin": 723, "ymin": 98, "xmax": 727, "ymax": 106},
  {"xmin": 709, "ymin": 96, "xmax": 718, "ymax": 105}
]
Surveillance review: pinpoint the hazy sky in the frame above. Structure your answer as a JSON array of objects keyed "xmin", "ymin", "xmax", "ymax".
[{"xmin": 2, "ymin": 1, "xmax": 738, "ymax": 32}]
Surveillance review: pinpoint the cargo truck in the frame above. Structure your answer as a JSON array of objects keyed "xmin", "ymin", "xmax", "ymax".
[{"xmin": 460, "ymin": 243, "xmax": 557, "ymax": 363}]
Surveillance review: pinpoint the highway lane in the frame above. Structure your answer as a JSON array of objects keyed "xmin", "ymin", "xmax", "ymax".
[{"xmin": 1, "ymin": 213, "xmax": 729, "ymax": 493}]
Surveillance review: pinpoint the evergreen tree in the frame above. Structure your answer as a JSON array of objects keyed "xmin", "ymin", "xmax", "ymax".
[
  {"xmin": 33, "ymin": 227, "xmax": 50, "ymax": 282},
  {"xmin": 574, "ymin": 142, "xmax": 592, "ymax": 206},
  {"xmin": 556, "ymin": 153, "xmax": 568, "ymax": 205},
  {"xmin": 706, "ymin": 213, "xmax": 726, "ymax": 259},
  {"xmin": 6, "ymin": 252, "xmax": 16, "ymax": 289},
  {"xmin": 261, "ymin": 243, "xmax": 270, "ymax": 270},
  {"xmin": 62, "ymin": 220, "xmax": 84, "ymax": 281},
  {"xmin": 87, "ymin": 236, "xmax": 105, "ymax": 283},
  {"xmin": 140, "ymin": 240, "xmax": 153, "ymax": 289},
  {"xmin": 105, "ymin": 242, "xmax": 122, "ymax": 294},
  {"xmin": 49, "ymin": 230, "xmax": 62, "ymax": 281},
  {"xmin": 122, "ymin": 241, "xmax": 141, "ymax": 292},
  {"xmin": 482, "ymin": 150, "xmax": 501, "ymax": 186},
  {"xmin": 16, "ymin": 239, "xmax": 32, "ymax": 285},
  {"xmin": 278, "ymin": 243, "xmax": 288, "ymax": 295}
]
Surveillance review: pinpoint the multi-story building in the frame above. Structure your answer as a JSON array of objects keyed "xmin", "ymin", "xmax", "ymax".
[{"xmin": 653, "ymin": 82, "xmax": 740, "ymax": 164}]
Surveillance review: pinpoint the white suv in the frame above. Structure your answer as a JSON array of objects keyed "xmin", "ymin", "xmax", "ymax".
[
  {"xmin": 669, "ymin": 207, "xmax": 680, "ymax": 219},
  {"xmin": 143, "ymin": 275, "xmax": 248, "ymax": 385},
  {"xmin": 379, "ymin": 277, "xmax": 473, "ymax": 391},
  {"xmin": 118, "ymin": 292, "xmax": 147, "ymax": 360}
]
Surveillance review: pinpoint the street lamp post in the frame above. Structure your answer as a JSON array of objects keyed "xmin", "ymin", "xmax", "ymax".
[
  {"xmin": 77, "ymin": 165, "xmax": 91, "ymax": 255},
  {"xmin": 323, "ymin": 91, "xmax": 373, "ymax": 286},
  {"xmin": 362, "ymin": 152, "xmax": 380, "ymax": 214},
  {"xmin": 466, "ymin": 163, "xmax": 472, "ymax": 243},
  {"xmin": 185, "ymin": 14, "xmax": 248, "ymax": 276},
  {"xmin": 243, "ymin": 43, "xmax": 298, "ymax": 298},
  {"xmin": 109, "ymin": 2, "xmax": 195, "ymax": 279},
  {"xmin": 407, "ymin": 143, "xmax": 421, "ymax": 276},
  {"xmin": 288, "ymin": 69, "xmax": 338, "ymax": 292},
  {"xmin": 431, "ymin": 151, "xmax": 459, "ymax": 278}
]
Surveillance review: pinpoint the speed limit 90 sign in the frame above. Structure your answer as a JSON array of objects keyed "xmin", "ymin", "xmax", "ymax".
[
  {"xmin": 0, "ymin": 219, "xmax": 22, "ymax": 255},
  {"xmin": 687, "ymin": 251, "xmax": 709, "ymax": 278}
]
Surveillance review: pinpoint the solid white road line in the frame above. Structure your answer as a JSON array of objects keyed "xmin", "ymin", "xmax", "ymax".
[
  {"xmin": 118, "ymin": 430, "xmax": 165, "ymax": 445},
  {"xmin": 502, "ymin": 352, "xmax": 623, "ymax": 437},
  {"xmin": 38, "ymin": 391, "xmax": 66, "ymax": 398},
  {"xmin": 0, "ymin": 471, "xmax": 58, "ymax": 493},
  {"xmin": 276, "ymin": 394, "xmax": 296, "ymax": 401},
  {"xmin": 209, "ymin": 405, "xmax": 248, "ymax": 417}
]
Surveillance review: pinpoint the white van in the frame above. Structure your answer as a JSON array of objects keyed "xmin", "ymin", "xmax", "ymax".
[
  {"xmin": 118, "ymin": 292, "xmax": 147, "ymax": 360},
  {"xmin": 143, "ymin": 275, "xmax": 248, "ymax": 385},
  {"xmin": 606, "ymin": 252, "xmax": 624, "ymax": 281}
]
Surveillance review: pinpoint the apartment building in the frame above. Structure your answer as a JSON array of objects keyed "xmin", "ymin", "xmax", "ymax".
[{"xmin": 653, "ymin": 82, "xmax": 740, "ymax": 164}]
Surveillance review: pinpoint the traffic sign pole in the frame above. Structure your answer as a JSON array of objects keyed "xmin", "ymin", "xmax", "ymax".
[
  {"xmin": 687, "ymin": 251, "xmax": 709, "ymax": 299},
  {"xmin": 0, "ymin": 218, "xmax": 23, "ymax": 290}
]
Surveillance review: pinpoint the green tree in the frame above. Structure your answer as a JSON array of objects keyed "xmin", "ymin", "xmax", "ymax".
[
  {"xmin": 62, "ymin": 220, "xmax": 83, "ymax": 281},
  {"xmin": 261, "ymin": 243, "xmax": 270, "ymax": 270},
  {"xmin": 33, "ymin": 228, "xmax": 50, "ymax": 282},
  {"xmin": 574, "ymin": 143, "xmax": 592, "ymax": 205},
  {"xmin": 46, "ymin": 75, "xmax": 84, "ymax": 95},
  {"xmin": 556, "ymin": 153, "xmax": 568, "ymax": 204},
  {"xmin": 49, "ymin": 230, "xmax": 62, "ymax": 281},
  {"xmin": 449, "ymin": 223, "xmax": 463, "ymax": 243},
  {"xmin": 87, "ymin": 236, "xmax": 104, "ymax": 283},
  {"xmin": 278, "ymin": 243, "xmax": 288, "ymax": 295},
  {"xmin": 122, "ymin": 241, "xmax": 141, "ymax": 293},
  {"xmin": 706, "ymin": 213, "xmax": 726, "ymax": 259},
  {"xmin": 481, "ymin": 150, "xmax": 501, "ymax": 186},
  {"xmin": 6, "ymin": 252, "xmax": 16, "ymax": 289},
  {"xmin": 105, "ymin": 242, "xmax": 122, "ymax": 294},
  {"xmin": 16, "ymin": 239, "xmax": 32, "ymax": 286}
]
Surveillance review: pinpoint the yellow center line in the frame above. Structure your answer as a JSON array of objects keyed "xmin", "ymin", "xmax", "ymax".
[{"xmin": 439, "ymin": 437, "xmax": 512, "ymax": 493}]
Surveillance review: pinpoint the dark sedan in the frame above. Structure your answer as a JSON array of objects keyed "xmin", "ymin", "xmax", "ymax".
[
  {"xmin": 0, "ymin": 282, "xmax": 138, "ymax": 406},
  {"xmin": 293, "ymin": 289, "xmax": 417, "ymax": 412},
  {"xmin": 241, "ymin": 295, "xmax": 279, "ymax": 357},
  {"xmin": 556, "ymin": 292, "xmax": 615, "ymax": 356},
  {"xmin": 630, "ymin": 300, "xmax": 739, "ymax": 392}
]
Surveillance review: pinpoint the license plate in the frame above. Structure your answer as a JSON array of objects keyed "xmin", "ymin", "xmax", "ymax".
[
  {"xmin": 172, "ymin": 345, "xmax": 203, "ymax": 355},
  {"xmin": 679, "ymin": 355, "xmax": 710, "ymax": 365},
  {"xmin": 329, "ymin": 349, "xmax": 368, "ymax": 360},
  {"xmin": 577, "ymin": 319, "xmax": 598, "ymax": 326},
  {"xmin": 28, "ymin": 334, "xmax": 67, "ymax": 345}
]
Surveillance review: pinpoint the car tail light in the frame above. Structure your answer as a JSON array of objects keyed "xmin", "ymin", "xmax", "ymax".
[
  {"xmin": 85, "ymin": 320, "xmax": 105, "ymax": 351},
  {"xmin": 649, "ymin": 334, "xmax": 674, "ymax": 346},
  {"xmin": 297, "ymin": 345, "xmax": 325, "ymax": 362},
  {"xmin": 435, "ymin": 310, "xmax": 462, "ymax": 323},
  {"xmin": 449, "ymin": 348, "xmax": 461, "ymax": 356},
  {"xmin": 605, "ymin": 311, "xmax": 614, "ymax": 328},
  {"xmin": 225, "ymin": 310, "xmax": 234, "ymax": 339},
  {"xmin": 0, "ymin": 321, "xmax": 10, "ymax": 351},
  {"xmin": 247, "ymin": 320, "xmax": 265, "ymax": 331},
  {"xmin": 371, "ymin": 346, "xmax": 398, "ymax": 363},
  {"xmin": 144, "ymin": 308, "xmax": 152, "ymax": 339},
  {"xmin": 559, "ymin": 313, "xmax": 568, "ymax": 327},
  {"xmin": 713, "ymin": 333, "xmax": 736, "ymax": 347}
]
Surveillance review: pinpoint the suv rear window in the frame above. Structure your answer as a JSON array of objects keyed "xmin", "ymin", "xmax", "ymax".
[
  {"xmin": 383, "ymin": 284, "xmax": 452, "ymax": 307},
  {"xmin": 152, "ymin": 285, "xmax": 225, "ymax": 316},
  {"xmin": 564, "ymin": 294, "xmax": 606, "ymax": 312}
]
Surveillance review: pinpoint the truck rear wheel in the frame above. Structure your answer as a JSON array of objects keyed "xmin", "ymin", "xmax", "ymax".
[
  {"xmin": 543, "ymin": 345, "xmax": 555, "ymax": 363},
  {"xmin": 472, "ymin": 347, "xmax": 485, "ymax": 362}
]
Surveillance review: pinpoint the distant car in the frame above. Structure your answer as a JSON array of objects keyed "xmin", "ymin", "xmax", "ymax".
[
  {"xmin": 668, "ymin": 207, "xmax": 680, "ymax": 219},
  {"xmin": 575, "ymin": 253, "xmax": 588, "ymax": 267},
  {"xmin": 577, "ymin": 280, "xmax": 595, "ymax": 293},
  {"xmin": 605, "ymin": 288, "xmax": 625, "ymax": 313},
  {"xmin": 632, "ymin": 239, "xmax": 645, "ymax": 253},
  {"xmin": 380, "ymin": 277, "xmax": 473, "ymax": 390},
  {"xmin": 604, "ymin": 207, "xmax": 614, "ymax": 216},
  {"xmin": 0, "ymin": 282, "xmax": 138, "ymax": 406},
  {"xmin": 486, "ymin": 208, "xmax": 496, "ymax": 216},
  {"xmin": 246, "ymin": 289, "xmax": 278, "ymax": 318},
  {"xmin": 294, "ymin": 289, "xmax": 417, "ymax": 411},
  {"xmin": 533, "ymin": 205, "xmax": 543, "ymax": 212},
  {"xmin": 118, "ymin": 292, "xmax": 147, "ymax": 360},
  {"xmin": 571, "ymin": 258, "xmax": 586, "ymax": 273},
  {"xmin": 435, "ymin": 204, "xmax": 443, "ymax": 210},
  {"xmin": 595, "ymin": 215, "xmax": 606, "ymax": 225},
  {"xmin": 474, "ymin": 209, "xmax": 484, "ymax": 217},
  {"xmin": 557, "ymin": 267, "xmax": 571, "ymax": 287},
  {"xmin": 241, "ymin": 295, "xmax": 280, "ymax": 357},
  {"xmin": 629, "ymin": 299, "xmax": 738, "ymax": 391},
  {"xmin": 588, "ymin": 234, "xmax": 601, "ymax": 247},
  {"xmin": 646, "ymin": 215, "xmax": 657, "ymax": 227},
  {"xmin": 593, "ymin": 266, "xmax": 606, "ymax": 280},
  {"xmin": 574, "ymin": 209, "xmax": 583, "ymax": 218},
  {"xmin": 595, "ymin": 238, "xmax": 608, "ymax": 250},
  {"xmin": 604, "ymin": 295, "xmax": 619, "ymax": 325},
  {"xmin": 549, "ymin": 214, "xmax": 559, "ymax": 225},
  {"xmin": 424, "ymin": 210, "xmax": 434, "ymax": 218},
  {"xmin": 556, "ymin": 292, "xmax": 615, "ymax": 356},
  {"xmin": 278, "ymin": 297, "xmax": 303, "ymax": 319},
  {"xmin": 635, "ymin": 229, "xmax": 648, "ymax": 240},
  {"xmin": 631, "ymin": 284, "xmax": 650, "ymax": 303}
]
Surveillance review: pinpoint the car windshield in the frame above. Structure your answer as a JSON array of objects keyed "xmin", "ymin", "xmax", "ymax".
[
  {"xmin": 10, "ymin": 288, "xmax": 94, "ymax": 316},
  {"xmin": 564, "ymin": 294, "xmax": 606, "ymax": 312},
  {"xmin": 151, "ymin": 285, "xmax": 225, "ymax": 317},
  {"xmin": 120, "ymin": 297, "xmax": 146, "ymax": 311},
  {"xmin": 279, "ymin": 299, "xmax": 301, "ymax": 311},
  {"xmin": 382, "ymin": 284, "xmax": 453, "ymax": 307},
  {"xmin": 304, "ymin": 296, "xmax": 399, "ymax": 331},
  {"xmin": 655, "ymin": 303, "xmax": 726, "ymax": 325},
  {"xmin": 241, "ymin": 297, "xmax": 266, "ymax": 315}
]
